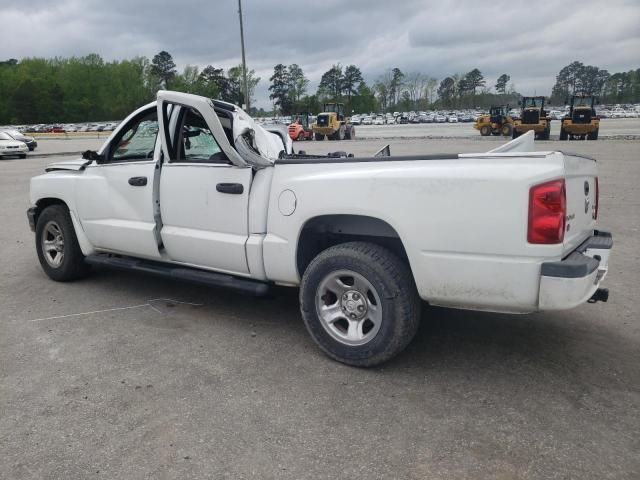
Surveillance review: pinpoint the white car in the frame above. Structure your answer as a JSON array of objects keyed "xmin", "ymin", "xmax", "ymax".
[
  {"xmin": 0, "ymin": 131, "xmax": 28, "ymax": 158},
  {"xmin": 27, "ymin": 91, "xmax": 612, "ymax": 367},
  {"xmin": 361, "ymin": 116, "xmax": 373, "ymax": 125},
  {"xmin": 434, "ymin": 114, "xmax": 446, "ymax": 123},
  {"xmin": 447, "ymin": 115, "xmax": 458, "ymax": 123},
  {"xmin": 373, "ymin": 116, "xmax": 385, "ymax": 125},
  {"xmin": 549, "ymin": 110, "xmax": 564, "ymax": 120}
]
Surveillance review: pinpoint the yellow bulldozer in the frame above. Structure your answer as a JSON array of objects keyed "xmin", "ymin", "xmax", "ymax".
[
  {"xmin": 311, "ymin": 103, "xmax": 355, "ymax": 140},
  {"xmin": 473, "ymin": 105, "xmax": 514, "ymax": 136},
  {"xmin": 512, "ymin": 96, "xmax": 551, "ymax": 140},
  {"xmin": 559, "ymin": 95, "xmax": 600, "ymax": 140}
]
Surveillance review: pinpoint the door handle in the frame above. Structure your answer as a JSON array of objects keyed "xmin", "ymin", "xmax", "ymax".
[
  {"xmin": 128, "ymin": 176, "xmax": 148, "ymax": 187},
  {"xmin": 216, "ymin": 183, "xmax": 244, "ymax": 194}
]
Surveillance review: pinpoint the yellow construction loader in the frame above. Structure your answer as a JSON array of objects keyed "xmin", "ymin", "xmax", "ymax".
[
  {"xmin": 311, "ymin": 103, "xmax": 355, "ymax": 140},
  {"xmin": 559, "ymin": 95, "xmax": 600, "ymax": 140},
  {"xmin": 474, "ymin": 105, "xmax": 514, "ymax": 136},
  {"xmin": 512, "ymin": 96, "xmax": 551, "ymax": 140}
]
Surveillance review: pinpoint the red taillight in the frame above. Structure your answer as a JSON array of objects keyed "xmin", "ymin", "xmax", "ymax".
[
  {"xmin": 528, "ymin": 179, "xmax": 566, "ymax": 244},
  {"xmin": 594, "ymin": 177, "xmax": 599, "ymax": 220}
]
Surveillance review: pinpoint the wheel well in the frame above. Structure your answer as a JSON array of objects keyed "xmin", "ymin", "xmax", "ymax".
[
  {"xmin": 34, "ymin": 198, "xmax": 68, "ymax": 223},
  {"xmin": 296, "ymin": 215, "xmax": 411, "ymax": 277}
]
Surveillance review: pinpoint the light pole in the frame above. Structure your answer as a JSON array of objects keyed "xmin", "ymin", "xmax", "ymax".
[{"xmin": 237, "ymin": 0, "xmax": 249, "ymax": 111}]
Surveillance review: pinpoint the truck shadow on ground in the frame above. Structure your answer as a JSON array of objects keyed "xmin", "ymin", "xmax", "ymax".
[{"xmin": 80, "ymin": 268, "xmax": 638, "ymax": 394}]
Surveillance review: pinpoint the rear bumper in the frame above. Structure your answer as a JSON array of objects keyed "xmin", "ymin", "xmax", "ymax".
[
  {"xmin": 514, "ymin": 124, "xmax": 547, "ymax": 132},
  {"xmin": 538, "ymin": 230, "xmax": 612, "ymax": 310},
  {"xmin": 562, "ymin": 123, "xmax": 598, "ymax": 134}
]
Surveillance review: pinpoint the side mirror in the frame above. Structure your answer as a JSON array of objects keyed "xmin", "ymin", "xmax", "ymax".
[{"xmin": 82, "ymin": 150, "xmax": 105, "ymax": 164}]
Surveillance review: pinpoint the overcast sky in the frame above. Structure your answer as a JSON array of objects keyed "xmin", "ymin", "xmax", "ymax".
[{"xmin": 1, "ymin": 0, "xmax": 638, "ymax": 108}]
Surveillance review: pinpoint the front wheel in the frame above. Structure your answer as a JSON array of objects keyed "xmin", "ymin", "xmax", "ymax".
[
  {"xmin": 35, "ymin": 205, "xmax": 89, "ymax": 281},
  {"xmin": 480, "ymin": 124, "xmax": 491, "ymax": 136},
  {"xmin": 501, "ymin": 123, "xmax": 513, "ymax": 136},
  {"xmin": 314, "ymin": 133, "xmax": 324, "ymax": 141},
  {"xmin": 300, "ymin": 242, "xmax": 421, "ymax": 367}
]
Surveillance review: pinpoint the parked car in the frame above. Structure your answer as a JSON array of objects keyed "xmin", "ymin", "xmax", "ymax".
[
  {"xmin": 373, "ymin": 115, "xmax": 385, "ymax": 125},
  {"xmin": 434, "ymin": 114, "xmax": 446, "ymax": 123},
  {"xmin": 398, "ymin": 114, "xmax": 409, "ymax": 124},
  {"xmin": 361, "ymin": 116, "xmax": 373, "ymax": 125},
  {"xmin": 549, "ymin": 110, "xmax": 564, "ymax": 120},
  {"xmin": 27, "ymin": 91, "xmax": 612, "ymax": 367},
  {"xmin": 447, "ymin": 114, "xmax": 458, "ymax": 123},
  {"xmin": 350, "ymin": 115, "xmax": 361, "ymax": 125},
  {"xmin": 2, "ymin": 129, "xmax": 37, "ymax": 150},
  {"xmin": 0, "ymin": 131, "xmax": 28, "ymax": 158}
]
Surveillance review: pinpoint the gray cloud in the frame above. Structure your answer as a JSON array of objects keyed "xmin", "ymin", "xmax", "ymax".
[{"xmin": 1, "ymin": 0, "xmax": 638, "ymax": 108}]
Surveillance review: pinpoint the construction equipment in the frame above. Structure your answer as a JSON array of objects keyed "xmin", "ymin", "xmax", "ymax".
[
  {"xmin": 288, "ymin": 113, "xmax": 314, "ymax": 141},
  {"xmin": 311, "ymin": 103, "xmax": 355, "ymax": 141},
  {"xmin": 559, "ymin": 95, "xmax": 600, "ymax": 140},
  {"xmin": 473, "ymin": 105, "xmax": 514, "ymax": 136},
  {"xmin": 512, "ymin": 96, "xmax": 551, "ymax": 140}
]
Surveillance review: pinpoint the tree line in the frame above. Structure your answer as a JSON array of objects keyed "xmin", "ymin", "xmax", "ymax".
[
  {"xmin": 550, "ymin": 61, "xmax": 640, "ymax": 105},
  {"xmin": 0, "ymin": 52, "xmax": 638, "ymax": 124},
  {"xmin": 0, "ymin": 51, "xmax": 259, "ymax": 124}
]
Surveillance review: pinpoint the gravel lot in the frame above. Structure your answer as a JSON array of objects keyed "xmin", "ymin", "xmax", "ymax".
[{"xmin": 1, "ymin": 137, "xmax": 638, "ymax": 479}]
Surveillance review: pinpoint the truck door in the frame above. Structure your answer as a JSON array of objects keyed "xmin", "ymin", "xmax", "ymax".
[
  {"xmin": 157, "ymin": 92, "xmax": 252, "ymax": 275},
  {"xmin": 75, "ymin": 106, "xmax": 162, "ymax": 259}
]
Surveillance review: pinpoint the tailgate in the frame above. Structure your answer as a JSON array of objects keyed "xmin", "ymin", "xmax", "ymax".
[{"xmin": 562, "ymin": 152, "xmax": 598, "ymax": 253}]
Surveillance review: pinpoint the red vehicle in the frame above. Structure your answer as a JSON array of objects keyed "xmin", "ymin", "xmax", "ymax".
[
  {"xmin": 288, "ymin": 113, "xmax": 313, "ymax": 141},
  {"xmin": 46, "ymin": 126, "xmax": 66, "ymax": 133}
]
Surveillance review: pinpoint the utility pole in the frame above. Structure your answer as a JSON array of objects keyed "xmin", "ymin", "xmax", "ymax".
[{"xmin": 237, "ymin": 0, "xmax": 249, "ymax": 111}]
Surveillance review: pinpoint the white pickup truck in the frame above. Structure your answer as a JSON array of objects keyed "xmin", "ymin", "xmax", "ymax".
[{"xmin": 28, "ymin": 91, "xmax": 612, "ymax": 366}]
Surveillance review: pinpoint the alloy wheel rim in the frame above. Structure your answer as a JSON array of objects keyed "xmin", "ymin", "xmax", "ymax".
[{"xmin": 42, "ymin": 221, "xmax": 65, "ymax": 268}]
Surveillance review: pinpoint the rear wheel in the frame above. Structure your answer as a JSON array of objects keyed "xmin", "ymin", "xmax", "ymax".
[
  {"xmin": 300, "ymin": 242, "xmax": 421, "ymax": 367},
  {"xmin": 539, "ymin": 127, "xmax": 550, "ymax": 140},
  {"xmin": 480, "ymin": 124, "xmax": 491, "ymax": 136},
  {"xmin": 35, "ymin": 205, "xmax": 89, "ymax": 281},
  {"xmin": 315, "ymin": 133, "xmax": 324, "ymax": 141},
  {"xmin": 587, "ymin": 128, "xmax": 599, "ymax": 140},
  {"xmin": 297, "ymin": 131, "xmax": 304, "ymax": 141}
]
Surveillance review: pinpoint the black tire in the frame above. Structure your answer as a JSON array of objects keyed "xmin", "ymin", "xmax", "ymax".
[
  {"xmin": 297, "ymin": 132, "xmax": 304, "ymax": 141},
  {"xmin": 300, "ymin": 242, "xmax": 421, "ymax": 367},
  {"xmin": 315, "ymin": 133, "xmax": 324, "ymax": 141},
  {"xmin": 480, "ymin": 124, "xmax": 491, "ymax": 136},
  {"xmin": 588, "ymin": 128, "xmax": 599, "ymax": 140},
  {"xmin": 19, "ymin": 154, "xmax": 27, "ymax": 158},
  {"xmin": 501, "ymin": 123, "xmax": 513, "ymax": 136},
  {"xmin": 35, "ymin": 205, "xmax": 89, "ymax": 281},
  {"xmin": 559, "ymin": 127, "xmax": 567, "ymax": 140},
  {"xmin": 512, "ymin": 128, "xmax": 521, "ymax": 139},
  {"xmin": 344, "ymin": 125, "xmax": 354, "ymax": 140}
]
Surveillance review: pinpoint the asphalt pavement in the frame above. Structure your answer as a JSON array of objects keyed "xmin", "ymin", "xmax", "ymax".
[{"xmin": 1, "ymin": 138, "xmax": 638, "ymax": 479}]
